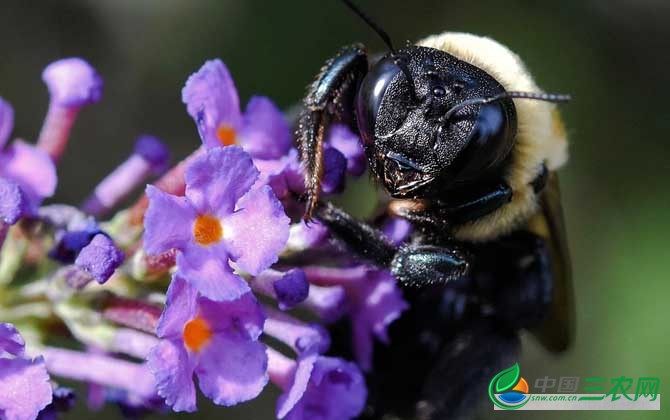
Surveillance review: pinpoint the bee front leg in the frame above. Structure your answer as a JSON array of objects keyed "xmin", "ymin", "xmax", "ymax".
[{"xmin": 297, "ymin": 44, "xmax": 368, "ymax": 218}]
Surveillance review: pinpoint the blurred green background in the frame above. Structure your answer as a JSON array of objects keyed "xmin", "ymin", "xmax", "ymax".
[{"xmin": 1, "ymin": 0, "xmax": 669, "ymax": 418}]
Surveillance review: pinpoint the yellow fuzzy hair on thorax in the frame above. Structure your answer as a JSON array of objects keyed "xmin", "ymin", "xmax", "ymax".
[{"xmin": 417, "ymin": 32, "xmax": 569, "ymax": 242}]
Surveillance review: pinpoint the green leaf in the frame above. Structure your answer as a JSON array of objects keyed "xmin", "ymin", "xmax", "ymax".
[{"xmin": 495, "ymin": 363, "xmax": 520, "ymax": 393}]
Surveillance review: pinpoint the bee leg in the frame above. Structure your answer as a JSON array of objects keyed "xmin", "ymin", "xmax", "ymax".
[
  {"xmin": 315, "ymin": 202, "xmax": 471, "ymax": 285},
  {"xmin": 314, "ymin": 201, "xmax": 396, "ymax": 266},
  {"xmin": 297, "ymin": 44, "xmax": 368, "ymax": 219},
  {"xmin": 391, "ymin": 245, "xmax": 470, "ymax": 287}
]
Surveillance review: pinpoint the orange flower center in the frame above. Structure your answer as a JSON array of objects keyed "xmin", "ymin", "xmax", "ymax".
[
  {"xmin": 182, "ymin": 316, "xmax": 213, "ymax": 352},
  {"xmin": 193, "ymin": 214, "xmax": 223, "ymax": 246},
  {"xmin": 216, "ymin": 124, "xmax": 237, "ymax": 146}
]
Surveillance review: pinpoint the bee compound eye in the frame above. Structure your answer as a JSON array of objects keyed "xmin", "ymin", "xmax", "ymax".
[{"xmin": 356, "ymin": 56, "xmax": 403, "ymax": 146}]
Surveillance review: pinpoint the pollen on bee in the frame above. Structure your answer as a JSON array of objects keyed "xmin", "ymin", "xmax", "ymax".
[
  {"xmin": 216, "ymin": 124, "xmax": 237, "ymax": 146},
  {"xmin": 193, "ymin": 214, "xmax": 223, "ymax": 246},
  {"xmin": 183, "ymin": 316, "xmax": 213, "ymax": 352}
]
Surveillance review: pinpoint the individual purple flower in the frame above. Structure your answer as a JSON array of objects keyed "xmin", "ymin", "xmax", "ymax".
[
  {"xmin": 0, "ymin": 97, "xmax": 57, "ymax": 214},
  {"xmin": 82, "ymin": 135, "xmax": 170, "ymax": 216},
  {"xmin": 268, "ymin": 349, "xmax": 366, "ymax": 420},
  {"xmin": 147, "ymin": 276, "xmax": 268, "ymax": 412},
  {"xmin": 181, "ymin": 59, "xmax": 353, "ymax": 203},
  {"xmin": 252, "ymin": 268, "xmax": 310, "ymax": 310},
  {"xmin": 143, "ymin": 146, "xmax": 290, "ymax": 301},
  {"xmin": 182, "ymin": 59, "xmax": 291, "ymax": 159},
  {"xmin": 37, "ymin": 58, "xmax": 103, "ymax": 162},
  {"xmin": 304, "ymin": 266, "xmax": 409, "ymax": 371},
  {"xmin": 0, "ymin": 323, "xmax": 53, "ymax": 420},
  {"xmin": 74, "ymin": 233, "xmax": 125, "ymax": 284},
  {"xmin": 327, "ymin": 124, "xmax": 366, "ymax": 177}
]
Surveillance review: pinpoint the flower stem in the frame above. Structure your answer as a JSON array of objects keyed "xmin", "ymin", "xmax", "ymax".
[
  {"xmin": 36, "ymin": 104, "xmax": 79, "ymax": 163},
  {"xmin": 43, "ymin": 347, "xmax": 156, "ymax": 398}
]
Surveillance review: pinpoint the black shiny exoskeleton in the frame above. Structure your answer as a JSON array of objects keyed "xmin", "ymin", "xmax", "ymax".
[{"xmin": 295, "ymin": 2, "xmax": 572, "ymax": 419}]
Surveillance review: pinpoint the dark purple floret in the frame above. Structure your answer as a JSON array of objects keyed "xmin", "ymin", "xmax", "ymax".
[
  {"xmin": 49, "ymin": 227, "xmax": 104, "ymax": 264},
  {"xmin": 321, "ymin": 147, "xmax": 347, "ymax": 194},
  {"xmin": 134, "ymin": 135, "xmax": 171, "ymax": 174},
  {"xmin": 273, "ymin": 268, "xmax": 310, "ymax": 310}
]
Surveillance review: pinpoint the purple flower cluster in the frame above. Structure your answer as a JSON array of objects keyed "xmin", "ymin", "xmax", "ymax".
[{"xmin": 0, "ymin": 56, "xmax": 409, "ymax": 420}]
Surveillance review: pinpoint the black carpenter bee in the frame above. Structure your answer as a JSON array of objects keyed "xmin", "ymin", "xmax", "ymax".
[{"xmin": 296, "ymin": 1, "xmax": 574, "ymax": 419}]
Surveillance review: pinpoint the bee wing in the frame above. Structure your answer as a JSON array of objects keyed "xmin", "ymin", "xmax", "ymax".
[{"xmin": 527, "ymin": 171, "xmax": 574, "ymax": 352}]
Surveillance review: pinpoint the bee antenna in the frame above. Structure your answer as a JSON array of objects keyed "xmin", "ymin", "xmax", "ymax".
[
  {"xmin": 339, "ymin": 0, "xmax": 420, "ymax": 104},
  {"xmin": 340, "ymin": 0, "xmax": 396, "ymax": 54},
  {"xmin": 441, "ymin": 91, "xmax": 572, "ymax": 122}
]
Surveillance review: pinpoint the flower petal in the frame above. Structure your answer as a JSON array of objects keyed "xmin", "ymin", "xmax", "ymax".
[
  {"xmin": 156, "ymin": 276, "xmax": 198, "ymax": 339},
  {"xmin": 143, "ymin": 185, "xmax": 195, "ymax": 255},
  {"xmin": 195, "ymin": 335, "xmax": 268, "ymax": 407},
  {"xmin": 0, "ymin": 141, "xmax": 57, "ymax": 211},
  {"xmin": 238, "ymin": 96, "xmax": 291, "ymax": 160},
  {"xmin": 0, "ymin": 357, "xmax": 52, "ymax": 420},
  {"xmin": 224, "ymin": 185, "xmax": 289, "ymax": 275},
  {"xmin": 182, "ymin": 59, "xmax": 242, "ymax": 149},
  {"xmin": 146, "ymin": 339, "xmax": 197, "ymax": 413},
  {"xmin": 176, "ymin": 243, "xmax": 250, "ymax": 301},
  {"xmin": 276, "ymin": 353, "xmax": 317, "ymax": 419},
  {"xmin": 0, "ymin": 323, "xmax": 25, "ymax": 357},
  {"xmin": 184, "ymin": 146, "xmax": 259, "ymax": 215},
  {"xmin": 198, "ymin": 292, "xmax": 265, "ymax": 341}
]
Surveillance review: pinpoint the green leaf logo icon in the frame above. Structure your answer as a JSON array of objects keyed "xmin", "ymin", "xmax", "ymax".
[
  {"xmin": 488, "ymin": 363, "xmax": 529, "ymax": 410},
  {"xmin": 495, "ymin": 363, "xmax": 521, "ymax": 393}
]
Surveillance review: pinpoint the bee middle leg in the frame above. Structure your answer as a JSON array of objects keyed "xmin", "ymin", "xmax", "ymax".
[{"xmin": 315, "ymin": 202, "xmax": 470, "ymax": 285}]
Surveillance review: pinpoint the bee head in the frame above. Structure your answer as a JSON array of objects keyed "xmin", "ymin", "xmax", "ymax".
[{"xmin": 356, "ymin": 46, "xmax": 520, "ymax": 199}]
